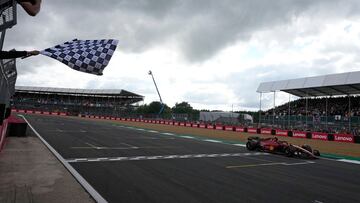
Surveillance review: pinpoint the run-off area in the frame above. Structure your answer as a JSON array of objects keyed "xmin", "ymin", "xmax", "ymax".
[{"xmin": 24, "ymin": 114, "xmax": 360, "ymax": 203}]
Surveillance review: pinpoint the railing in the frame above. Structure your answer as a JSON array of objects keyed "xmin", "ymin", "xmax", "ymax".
[
  {"xmin": 0, "ymin": 0, "xmax": 17, "ymax": 123},
  {"xmin": 0, "ymin": 0, "xmax": 16, "ymax": 151},
  {"xmin": 0, "ymin": 0, "xmax": 16, "ymax": 31}
]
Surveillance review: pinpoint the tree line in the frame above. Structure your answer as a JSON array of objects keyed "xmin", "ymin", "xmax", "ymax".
[
  {"xmin": 134, "ymin": 101, "xmax": 259, "ymax": 122},
  {"xmin": 134, "ymin": 101, "xmax": 200, "ymax": 119}
]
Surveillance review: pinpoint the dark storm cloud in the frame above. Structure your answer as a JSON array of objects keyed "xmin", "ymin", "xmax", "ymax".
[
  {"xmin": 8, "ymin": 0, "xmax": 360, "ymax": 64},
  {"xmin": 7, "ymin": 0, "xmax": 360, "ymax": 110}
]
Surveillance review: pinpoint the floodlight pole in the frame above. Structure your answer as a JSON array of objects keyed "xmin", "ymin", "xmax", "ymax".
[
  {"xmin": 273, "ymin": 91, "xmax": 276, "ymax": 127},
  {"xmin": 349, "ymin": 95, "xmax": 351, "ymax": 132},
  {"xmin": 305, "ymin": 94, "xmax": 308, "ymax": 130},
  {"xmin": 259, "ymin": 93, "xmax": 262, "ymax": 127},
  {"xmin": 148, "ymin": 70, "xmax": 164, "ymax": 115},
  {"xmin": 288, "ymin": 94, "xmax": 291, "ymax": 128},
  {"xmin": 325, "ymin": 96, "xmax": 328, "ymax": 130}
]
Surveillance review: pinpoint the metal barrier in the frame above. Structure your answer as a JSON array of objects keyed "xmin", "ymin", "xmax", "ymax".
[{"xmin": 0, "ymin": 0, "xmax": 17, "ymax": 123}]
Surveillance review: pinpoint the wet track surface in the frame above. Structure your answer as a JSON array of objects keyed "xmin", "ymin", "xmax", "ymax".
[{"xmin": 24, "ymin": 114, "xmax": 360, "ymax": 203}]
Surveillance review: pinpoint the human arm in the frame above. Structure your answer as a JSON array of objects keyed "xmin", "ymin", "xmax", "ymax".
[{"xmin": 0, "ymin": 50, "xmax": 39, "ymax": 59}]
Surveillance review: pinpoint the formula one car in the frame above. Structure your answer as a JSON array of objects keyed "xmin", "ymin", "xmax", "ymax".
[{"xmin": 246, "ymin": 136, "xmax": 320, "ymax": 159}]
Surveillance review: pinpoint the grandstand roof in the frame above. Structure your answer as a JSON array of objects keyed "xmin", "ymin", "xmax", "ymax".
[
  {"xmin": 15, "ymin": 86, "xmax": 144, "ymax": 98},
  {"xmin": 257, "ymin": 71, "xmax": 360, "ymax": 97}
]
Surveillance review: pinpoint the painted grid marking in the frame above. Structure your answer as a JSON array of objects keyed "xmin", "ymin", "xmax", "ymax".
[
  {"xmin": 162, "ymin": 132, "xmax": 175, "ymax": 135},
  {"xmin": 180, "ymin": 135, "xmax": 195, "ymax": 139},
  {"xmin": 226, "ymin": 161, "xmax": 315, "ymax": 169},
  {"xmin": 337, "ymin": 159, "xmax": 360, "ymax": 165},
  {"xmin": 204, "ymin": 139, "xmax": 222, "ymax": 143},
  {"xmin": 66, "ymin": 152, "xmax": 269, "ymax": 163}
]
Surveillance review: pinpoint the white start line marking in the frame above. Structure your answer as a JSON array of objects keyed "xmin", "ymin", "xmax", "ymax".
[{"xmin": 66, "ymin": 152, "xmax": 269, "ymax": 163}]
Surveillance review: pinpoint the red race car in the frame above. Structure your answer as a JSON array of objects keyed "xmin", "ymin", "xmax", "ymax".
[{"xmin": 246, "ymin": 136, "xmax": 320, "ymax": 159}]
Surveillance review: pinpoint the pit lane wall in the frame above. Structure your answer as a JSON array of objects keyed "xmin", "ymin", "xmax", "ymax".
[{"xmin": 12, "ymin": 109, "xmax": 360, "ymax": 144}]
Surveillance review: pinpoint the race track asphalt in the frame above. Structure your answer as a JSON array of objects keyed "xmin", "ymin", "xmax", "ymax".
[{"xmin": 23, "ymin": 114, "xmax": 360, "ymax": 203}]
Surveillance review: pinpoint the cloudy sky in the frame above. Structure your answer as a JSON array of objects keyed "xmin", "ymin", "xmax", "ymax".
[{"xmin": 6, "ymin": 0, "xmax": 360, "ymax": 111}]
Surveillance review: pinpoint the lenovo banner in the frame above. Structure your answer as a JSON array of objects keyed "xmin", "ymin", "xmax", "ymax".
[
  {"xmin": 235, "ymin": 127, "xmax": 245, "ymax": 132},
  {"xmin": 312, "ymin": 132, "xmax": 328, "ymax": 141},
  {"xmin": 334, "ymin": 134, "xmax": 354, "ymax": 143},
  {"xmin": 225, "ymin": 126, "xmax": 233, "ymax": 131},
  {"xmin": 261, "ymin": 128, "xmax": 272, "ymax": 135},
  {"xmin": 247, "ymin": 128, "xmax": 257, "ymax": 134},
  {"xmin": 206, "ymin": 124, "xmax": 214, "ymax": 129},
  {"xmin": 293, "ymin": 131, "xmax": 307, "ymax": 138},
  {"xmin": 215, "ymin": 125, "xmax": 223, "ymax": 130},
  {"xmin": 275, "ymin": 129, "xmax": 288, "ymax": 136}
]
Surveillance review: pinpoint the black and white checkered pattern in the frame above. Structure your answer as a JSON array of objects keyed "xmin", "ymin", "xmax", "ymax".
[{"xmin": 41, "ymin": 39, "xmax": 118, "ymax": 75}]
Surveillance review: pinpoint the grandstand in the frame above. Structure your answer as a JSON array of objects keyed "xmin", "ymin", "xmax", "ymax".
[
  {"xmin": 257, "ymin": 71, "xmax": 360, "ymax": 135},
  {"xmin": 12, "ymin": 86, "xmax": 144, "ymax": 117}
]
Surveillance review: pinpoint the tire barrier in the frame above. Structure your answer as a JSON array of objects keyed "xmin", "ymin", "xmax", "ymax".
[{"xmin": 354, "ymin": 136, "xmax": 360, "ymax": 144}]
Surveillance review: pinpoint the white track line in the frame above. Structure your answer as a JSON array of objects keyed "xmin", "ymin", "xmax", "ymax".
[
  {"xmin": 20, "ymin": 115, "xmax": 108, "ymax": 203},
  {"xmin": 226, "ymin": 161, "xmax": 315, "ymax": 169},
  {"xmin": 120, "ymin": 142, "xmax": 138, "ymax": 148},
  {"xmin": 66, "ymin": 152, "xmax": 269, "ymax": 163},
  {"xmin": 162, "ymin": 132, "xmax": 175, "ymax": 135},
  {"xmin": 232, "ymin": 143, "xmax": 246, "ymax": 147},
  {"xmin": 180, "ymin": 135, "xmax": 194, "ymax": 139},
  {"xmin": 204, "ymin": 139, "xmax": 222, "ymax": 143},
  {"xmin": 337, "ymin": 159, "xmax": 360, "ymax": 165}
]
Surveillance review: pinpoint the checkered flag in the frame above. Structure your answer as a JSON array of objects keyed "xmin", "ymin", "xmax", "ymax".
[{"xmin": 41, "ymin": 39, "xmax": 118, "ymax": 75}]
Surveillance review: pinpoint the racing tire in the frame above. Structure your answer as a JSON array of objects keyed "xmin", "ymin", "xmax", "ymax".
[
  {"xmin": 246, "ymin": 141, "xmax": 256, "ymax": 151},
  {"xmin": 313, "ymin": 149, "xmax": 320, "ymax": 156},
  {"xmin": 285, "ymin": 147, "xmax": 294, "ymax": 157}
]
